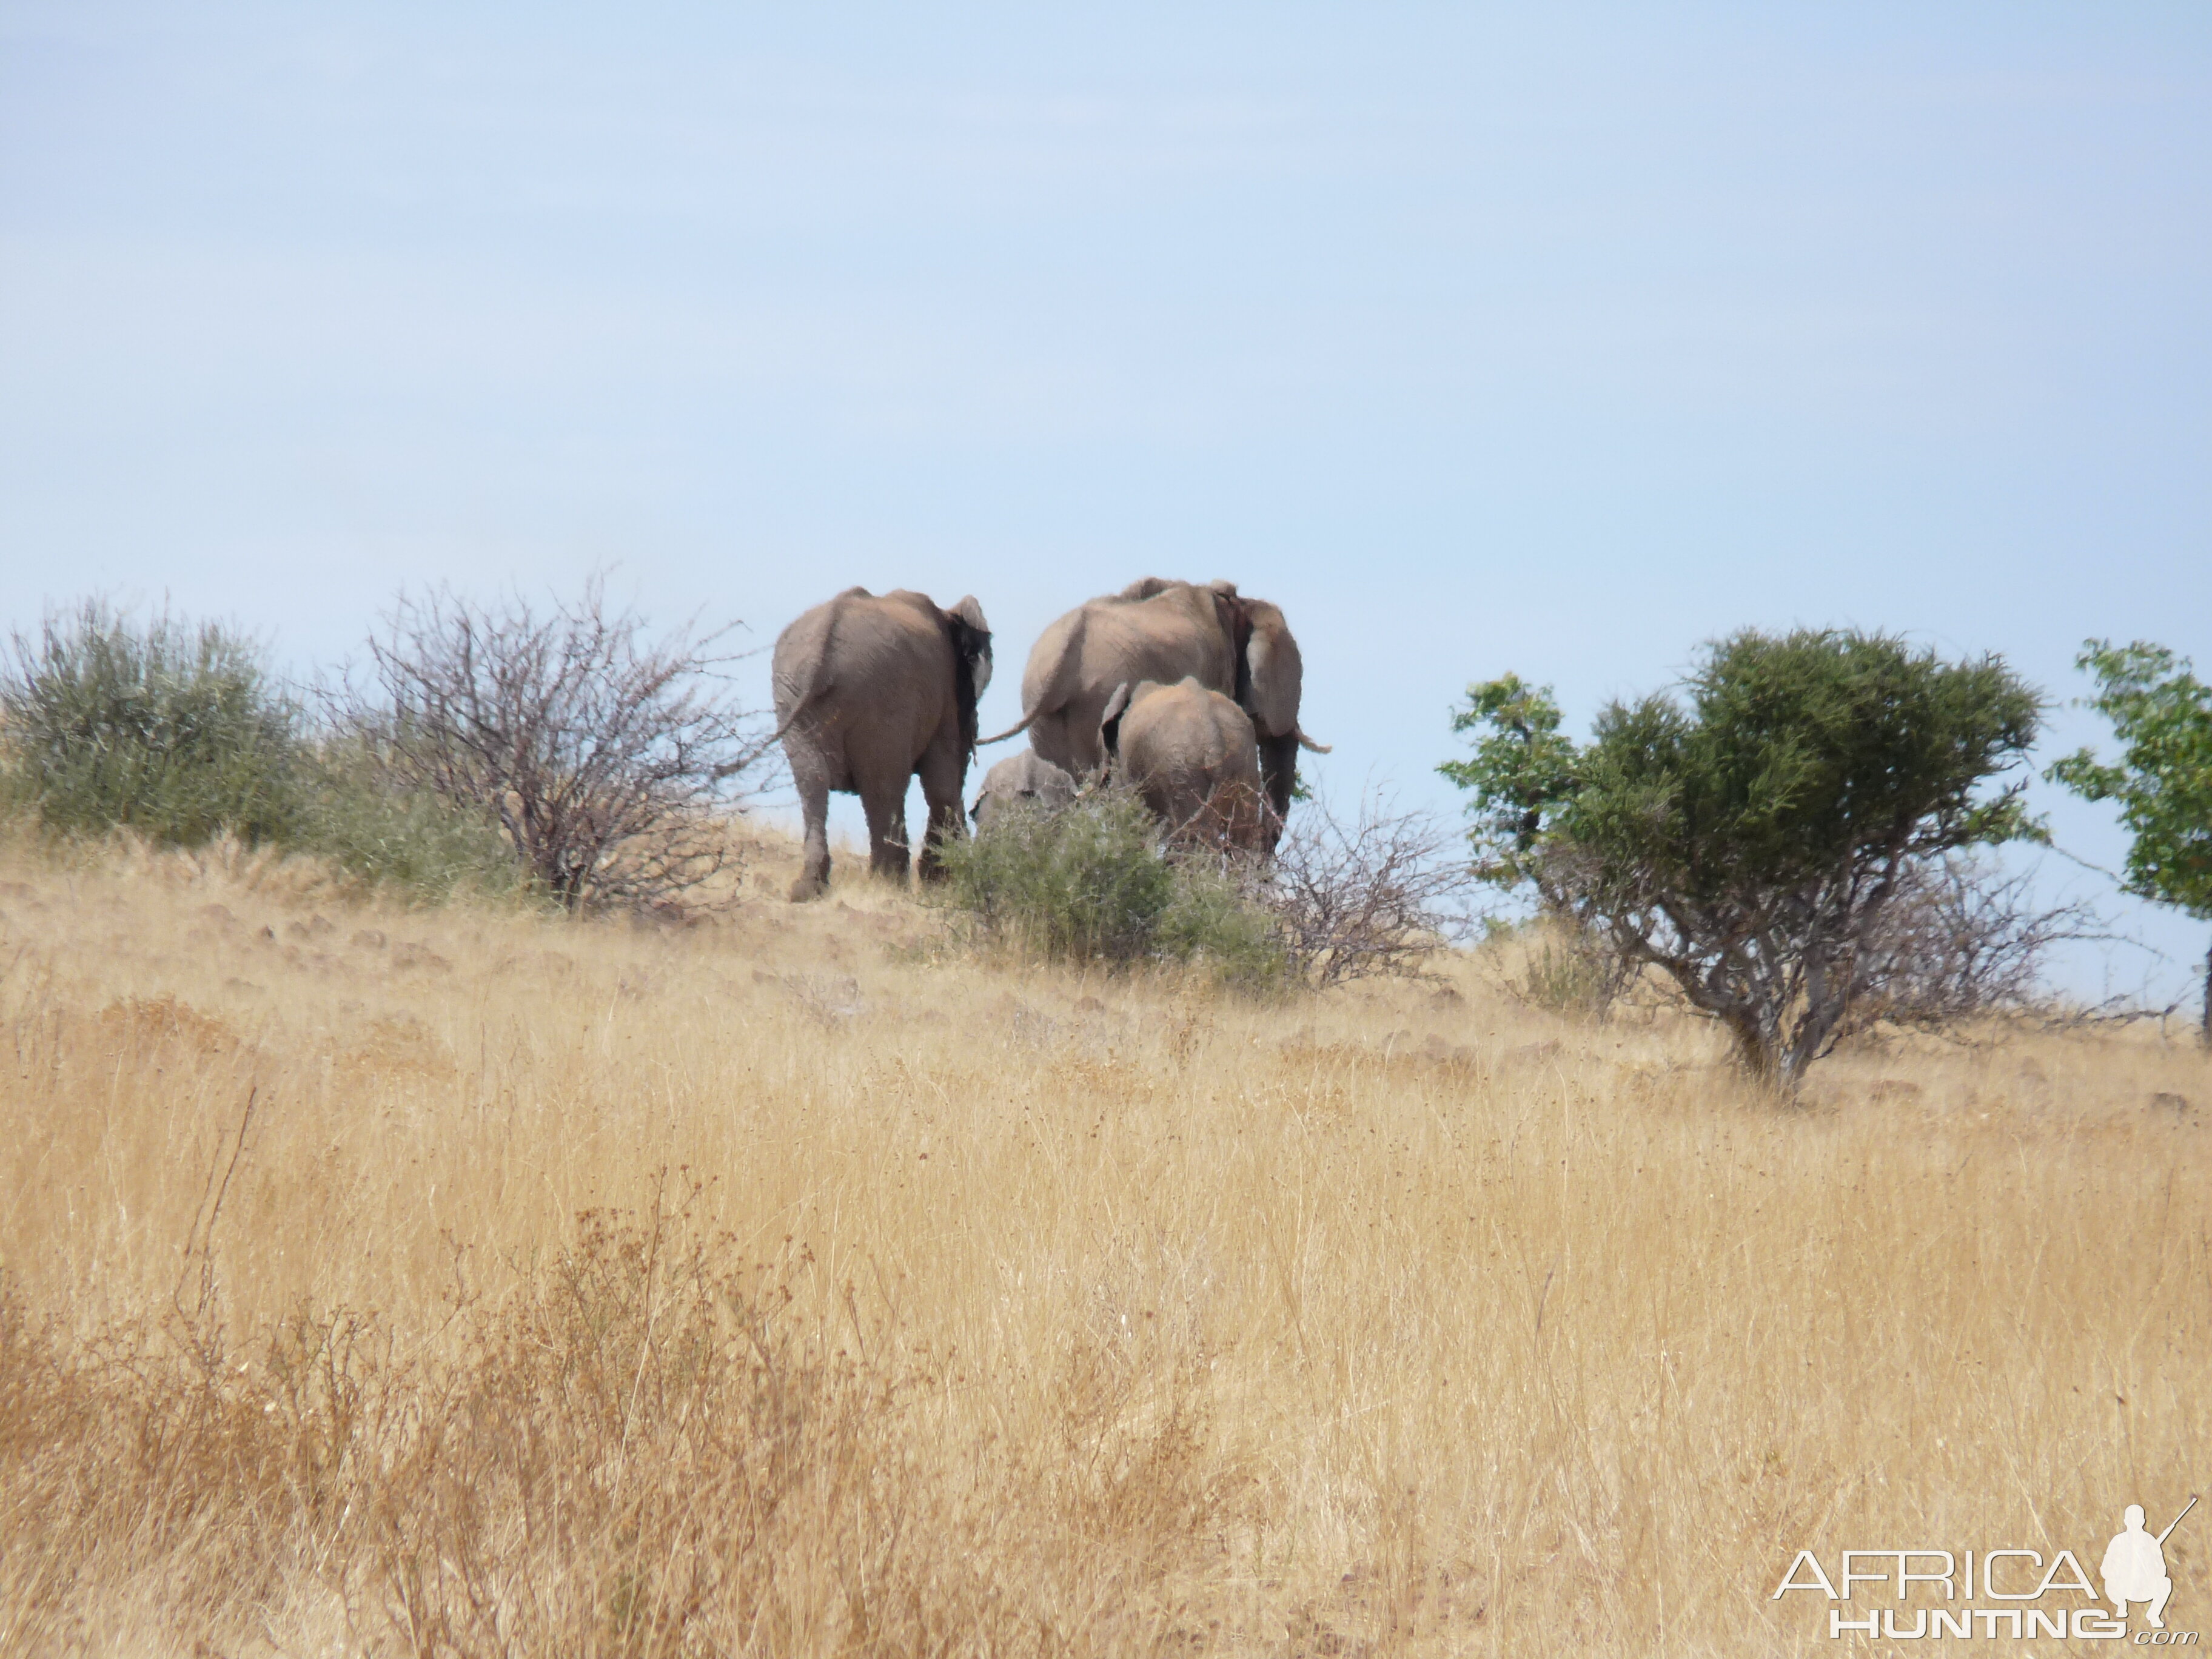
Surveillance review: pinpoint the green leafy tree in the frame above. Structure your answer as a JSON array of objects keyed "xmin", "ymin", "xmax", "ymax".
[
  {"xmin": 1437, "ymin": 672, "xmax": 1582, "ymax": 888},
  {"xmin": 1443, "ymin": 631, "xmax": 2043, "ymax": 1086},
  {"xmin": 2047, "ymin": 640, "xmax": 2212, "ymax": 1044}
]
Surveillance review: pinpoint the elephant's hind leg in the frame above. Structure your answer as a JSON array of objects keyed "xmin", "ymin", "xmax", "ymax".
[
  {"xmin": 860, "ymin": 777, "xmax": 913, "ymax": 885},
  {"xmin": 789, "ymin": 771, "xmax": 833, "ymax": 901},
  {"xmin": 914, "ymin": 743, "xmax": 969, "ymax": 883}
]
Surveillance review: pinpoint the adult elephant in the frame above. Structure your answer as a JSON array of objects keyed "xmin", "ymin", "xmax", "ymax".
[
  {"xmin": 1100, "ymin": 677, "xmax": 1267, "ymax": 850},
  {"xmin": 978, "ymin": 578, "xmax": 1326, "ymax": 834},
  {"xmin": 773, "ymin": 587, "xmax": 993, "ymax": 901}
]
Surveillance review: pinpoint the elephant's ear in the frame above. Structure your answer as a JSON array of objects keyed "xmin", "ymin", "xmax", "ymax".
[
  {"xmin": 948, "ymin": 596, "xmax": 993, "ymax": 681},
  {"xmin": 947, "ymin": 596, "xmax": 994, "ymax": 753},
  {"xmin": 1241, "ymin": 601, "xmax": 1304, "ymax": 740},
  {"xmin": 1099, "ymin": 681, "xmax": 1134, "ymax": 762},
  {"xmin": 949, "ymin": 594, "xmax": 990, "ymax": 638}
]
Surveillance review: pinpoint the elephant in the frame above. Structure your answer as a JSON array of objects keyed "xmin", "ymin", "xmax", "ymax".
[
  {"xmin": 1099, "ymin": 677, "xmax": 1267, "ymax": 850},
  {"xmin": 970, "ymin": 749, "xmax": 1078, "ymax": 833},
  {"xmin": 772, "ymin": 587, "xmax": 993, "ymax": 900},
  {"xmin": 977, "ymin": 577, "xmax": 1326, "ymax": 839}
]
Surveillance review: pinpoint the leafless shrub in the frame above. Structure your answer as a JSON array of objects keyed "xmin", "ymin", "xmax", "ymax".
[
  {"xmin": 1841, "ymin": 854, "xmax": 2107, "ymax": 1037},
  {"xmin": 340, "ymin": 577, "xmax": 777, "ymax": 911},
  {"xmin": 1260, "ymin": 793, "xmax": 1474, "ymax": 989}
]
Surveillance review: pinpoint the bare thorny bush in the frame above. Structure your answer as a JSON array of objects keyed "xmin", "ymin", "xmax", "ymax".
[
  {"xmin": 1256, "ymin": 793, "xmax": 1475, "ymax": 989},
  {"xmin": 338, "ymin": 578, "xmax": 778, "ymax": 913},
  {"xmin": 1840, "ymin": 854, "xmax": 2106, "ymax": 1037}
]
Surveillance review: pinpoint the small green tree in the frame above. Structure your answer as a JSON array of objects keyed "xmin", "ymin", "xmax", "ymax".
[
  {"xmin": 2047, "ymin": 640, "xmax": 2212, "ymax": 1045},
  {"xmin": 1442, "ymin": 631, "xmax": 2044, "ymax": 1086},
  {"xmin": 1436, "ymin": 672, "xmax": 1581, "ymax": 888}
]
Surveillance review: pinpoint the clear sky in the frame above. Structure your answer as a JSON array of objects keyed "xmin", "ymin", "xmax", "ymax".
[{"xmin": 4, "ymin": 4, "xmax": 2208, "ymax": 1001}]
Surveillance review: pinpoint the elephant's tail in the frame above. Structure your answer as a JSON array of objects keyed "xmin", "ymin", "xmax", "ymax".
[
  {"xmin": 769, "ymin": 663, "xmax": 839, "ymax": 743},
  {"xmin": 975, "ymin": 708, "xmax": 1040, "ymax": 746},
  {"xmin": 1295, "ymin": 726, "xmax": 1332, "ymax": 754},
  {"xmin": 768, "ymin": 602, "xmax": 849, "ymax": 745},
  {"xmin": 768, "ymin": 692, "xmax": 823, "ymax": 746}
]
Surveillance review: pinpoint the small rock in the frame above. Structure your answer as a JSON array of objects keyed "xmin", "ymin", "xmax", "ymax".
[
  {"xmin": 390, "ymin": 942, "xmax": 451, "ymax": 973},
  {"xmin": 2150, "ymin": 1091, "xmax": 2194, "ymax": 1114},
  {"xmin": 1073, "ymin": 995, "xmax": 1106, "ymax": 1013},
  {"xmin": 1430, "ymin": 985, "xmax": 1464, "ymax": 1005},
  {"xmin": 352, "ymin": 929, "xmax": 387, "ymax": 950},
  {"xmin": 200, "ymin": 903, "xmax": 237, "ymax": 927}
]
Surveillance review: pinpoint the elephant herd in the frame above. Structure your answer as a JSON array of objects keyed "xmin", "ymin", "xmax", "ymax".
[{"xmin": 770, "ymin": 577, "xmax": 1326, "ymax": 901}]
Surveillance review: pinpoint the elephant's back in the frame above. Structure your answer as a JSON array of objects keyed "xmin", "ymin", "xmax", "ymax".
[
  {"xmin": 1085, "ymin": 594, "xmax": 1230, "ymax": 690},
  {"xmin": 1124, "ymin": 679, "xmax": 1259, "ymax": 779},
  {"xmin": 774, "ymin": 590, "xmax": 950, "ymax": 720},
  {"xmin": 1022, "ymin": 587, "xmax": 1227, "ymax": 701}
]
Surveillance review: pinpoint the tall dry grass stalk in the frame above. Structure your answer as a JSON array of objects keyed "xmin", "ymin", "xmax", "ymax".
[{"xmin": 1, "ymin": 831, "xmax": 2205, "ymax": 1655}]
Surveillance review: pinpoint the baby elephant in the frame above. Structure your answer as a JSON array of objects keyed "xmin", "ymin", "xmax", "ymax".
[
  {"xmin": 1099, "ymin": 677, "xmax": 1270, "ymax": 850},
  {"xmin": 971, "ymin": 749, "xmax": 1078, "ymax": 832}
]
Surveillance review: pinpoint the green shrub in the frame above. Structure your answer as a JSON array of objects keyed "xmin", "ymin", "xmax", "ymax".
[
  {"xmin": 937, "ymin": 787, "xmax": 1285, "ymax": 987},
  {"xmin": 0, "ymin": 600, "xmax": 529, "ymax": 906},
  {"xmin": 298, "ymin": 743, "xmax": 526, "ymax": 905},
  {"xmin": 1155, "ymin": 864, "xmax": 1288, "ymax": 990},
  {"xmin": 0, "ymin": 602, "xmax": 304, "ymax": 846}
]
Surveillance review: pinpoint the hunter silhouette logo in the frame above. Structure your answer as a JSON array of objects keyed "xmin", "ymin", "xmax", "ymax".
[
  {"xmin": 2106, "ymin": 1499, "xmax": 2195, "ymax": 1631},
  {"xmin": 1774, "ymin": 1494, "xmax": 2200, "ymax": 1642}
]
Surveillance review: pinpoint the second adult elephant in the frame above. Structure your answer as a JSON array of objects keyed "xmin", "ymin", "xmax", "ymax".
[
  {"xmin": 1100, "ymin": 677, "xmax": 1267, "ymax": 850},
  {"xmin": 978, "ymin": 577, "xmax": 1327, "ymax": 833},
  {"xmin": 773, "ymin": 587, "xmax": 993, "ymax": 900}
]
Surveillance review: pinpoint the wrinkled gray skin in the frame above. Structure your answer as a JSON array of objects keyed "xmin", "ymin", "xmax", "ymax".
[
  {"xmin": 1100, "ymin": 677, "xmax": 1267, "ymax": 850},
  {"xmin": 773, "ymin": 587, "xmax": 993, "ymax": 901},
  {"xmin": 970, "ymin": 749, "xmax": 1078, "ymax": 833},
  {"xmin": 978, "ymin": 577, "xmax": 1325, "ymax": 840}
]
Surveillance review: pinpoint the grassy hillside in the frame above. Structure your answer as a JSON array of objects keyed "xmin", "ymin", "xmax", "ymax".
[{"xmin": 1, "ymin": 830, "xmax": 2204, "ymax": 1655}]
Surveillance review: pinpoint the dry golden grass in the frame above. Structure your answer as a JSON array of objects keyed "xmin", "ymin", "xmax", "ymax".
[{"xmin": 1, "ymin": 828, "xmax": 2205, "ymax": 1655}]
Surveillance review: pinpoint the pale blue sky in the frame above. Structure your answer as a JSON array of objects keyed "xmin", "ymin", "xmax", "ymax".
[{"xmin": 4, "ymin": 5, "xmax": 2208, "ymax": 1000}]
